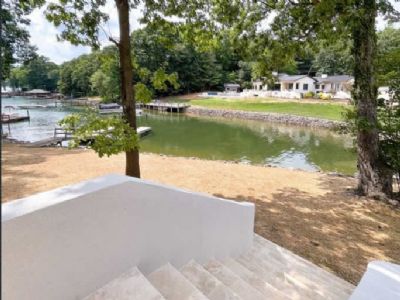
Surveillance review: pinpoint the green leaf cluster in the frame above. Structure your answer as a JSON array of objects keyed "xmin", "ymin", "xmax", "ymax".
[{"xmin": 58, "ymin": 109, "xmax": 139, "ymax": 158}]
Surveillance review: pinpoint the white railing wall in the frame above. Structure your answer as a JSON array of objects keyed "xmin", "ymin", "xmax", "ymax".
[{"xmin": 2, "ymin": 174, "xmax": 255, "ymax": 300}]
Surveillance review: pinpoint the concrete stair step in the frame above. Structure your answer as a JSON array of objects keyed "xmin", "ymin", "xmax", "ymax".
[
  {"xmin": 251, "ymin": 239, "xmax": 349, "ymax": 299},
  {"xmin": 147, "ymin": 263, "xmax": 208, "ymax": 300},
  {"xmin": 236, "ymin": 252, "xmax": 309, "ymax": 300},
  {"xmin": 254, "ymin": 234, "xmax": 354, "ymax": 297},
  {"xmin": 180, "ymin": 260, "xmax": 241, "ymax": 300},
  {"xmin": 83, "ymin": 267, "xmax": 165, "ymax": 300},
  {"xmin": 247, "ymin": 245, "xmax": 327, "ymax": 299},
  {"xmin": 221, "ymin": 257, "xmax": 290, "ymax": 300},
  {"xmin": 203, "ymin": 259, "xmax": 266, "ymax": 300}
]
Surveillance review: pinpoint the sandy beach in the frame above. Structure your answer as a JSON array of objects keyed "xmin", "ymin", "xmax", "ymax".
[{"xmin": 2, "ymin": 143, "xmax": 399, "ymax": 284}]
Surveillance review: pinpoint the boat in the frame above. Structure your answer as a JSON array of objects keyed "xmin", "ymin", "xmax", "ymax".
[
  {"xmin": 98, "ymin": 103, "xmax": 123, "ymax": 114},
  {"xmin": 137, "ymin": 126, "xmax": 151, "ymax": 137}
]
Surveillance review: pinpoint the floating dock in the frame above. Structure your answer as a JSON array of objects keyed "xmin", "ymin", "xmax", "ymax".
[{"xmin": 142, "ymin": 102, "xmax": 190, "ymax": 113}]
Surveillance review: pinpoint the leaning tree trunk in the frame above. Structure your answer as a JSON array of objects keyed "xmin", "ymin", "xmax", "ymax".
[
  {"xmin": 352, "ymin": 0, "xmax": 392, "ymax": 197},
  {"xmin": 116, "ymin": 0, "xmax": 141, "ymax": 178}
]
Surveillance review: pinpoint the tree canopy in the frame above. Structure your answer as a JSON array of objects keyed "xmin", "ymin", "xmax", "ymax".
[{"xmin": 1, "ymin": 0, "xmax": 40, "ymax": 79}]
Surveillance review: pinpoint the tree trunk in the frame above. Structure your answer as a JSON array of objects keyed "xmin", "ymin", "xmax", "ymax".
[
  {"xmin": 352, "ymin": 0, "xmax": 392, "ymax": 197},
  {"xmin": 116, "ymin": 0, "xmax": 140, "ymax": 178}
]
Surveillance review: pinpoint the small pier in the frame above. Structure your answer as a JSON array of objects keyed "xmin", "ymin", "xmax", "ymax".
[
  {"xmin": 26, "ymin": 128, "xmax": 73, "ymax": 147},
  {"xmin": 27, "ymin": 126, "xmax": 152, "ymax": 148},
  {"xmin": 1, "ymin": 112, "xmax": 30, "ymax": 124},
  {"xmin": 17, "ymin": 105, "xmax": 50, "ymax": 109},
  {"xmin": 26, "ymin": 137, "xmax": 65, "ymax": 147},
  {"xmin": 142, "ymin": 102, "xmax": 190, "ymax": 113}
]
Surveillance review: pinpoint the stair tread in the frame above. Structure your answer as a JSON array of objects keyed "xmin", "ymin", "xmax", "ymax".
[
  {"xmin": 237, "ymin": 252, "xmax": 318, "ymax": 299},
  {"xmin": 221, "ymin": 257, "xmax": 290, "ymax": 300},
  {"xmin": 180, "ymin": 260, "xmax": 241, "ymax": 300},
  {"xmin": 254, "ymin": 234, "xmax": 355, "ymax": 295},
  {"xmin": 83, "ymin": 267, "xmax": 165, "ymax": 300},
  {"xmin": 251, "ymin": 241, "xmax": 350, "ymax": 299},
  {"xmin": 203, "ymin": 259, "xmax": 266, "ymax": 300},
  {"xmin": 147, "ymin": 263, "xmax": 208, "ymax": 300}
]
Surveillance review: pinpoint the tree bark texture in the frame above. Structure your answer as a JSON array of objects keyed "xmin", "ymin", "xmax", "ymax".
[
  {"xmin": 116, "ymin": 0, "xmax": 140, "ymax": 178},
  {"xmin": 352, "ymin": 0, "xmax": 392, "ymax": 196}
]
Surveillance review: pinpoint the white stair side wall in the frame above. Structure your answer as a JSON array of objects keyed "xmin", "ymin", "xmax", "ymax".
[{"xmin": 2, "ymin": 174, "xmax": 254, "ymax": 300}]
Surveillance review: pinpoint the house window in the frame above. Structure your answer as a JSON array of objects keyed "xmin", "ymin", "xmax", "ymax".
[
  {"xmin": 288, "ymin": 83, "xmax": 293, "ymax": 90},
  {"xmin": 296, "ymin": 83, "xmax": 299, "ymax": 89},
  {"xmin": 315, "ymin": 84, "xmax": 320, "ymax": 89},
  {"xmin": 303, "ymin": 84, "xmax": 308, "ymax": 91},
  {"xmin": 321, "ymin": 85, "xmax": 325, "ymax": 89}
]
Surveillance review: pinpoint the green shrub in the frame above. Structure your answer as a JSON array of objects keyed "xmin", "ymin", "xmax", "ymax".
[
  {"xmin": 319, "ymin": 93, "xmax": 332, "ymax": 100},
  {"xmin": 303, "ymin": 91, "xmax": 315, "ymax": 98}
]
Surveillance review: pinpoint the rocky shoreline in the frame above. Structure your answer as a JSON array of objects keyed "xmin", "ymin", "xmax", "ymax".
[{"xmin": 187, "ymin": 106, "xmax": 345, "ymax": 129}]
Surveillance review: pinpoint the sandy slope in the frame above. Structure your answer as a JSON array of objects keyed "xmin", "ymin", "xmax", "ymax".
[{"xmin": 2, "ymin": 143, "xmax": 399, "ymax": 284}]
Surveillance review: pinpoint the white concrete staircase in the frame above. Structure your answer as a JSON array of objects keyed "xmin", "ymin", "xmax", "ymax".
[{"xmin": 84, "ymin": 234, "xmax": 355, "ymax": 300}]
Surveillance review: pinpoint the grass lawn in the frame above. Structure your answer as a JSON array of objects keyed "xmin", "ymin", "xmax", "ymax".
[{"xmin": 188, "ymin": 98, "xmax": 348, "ymax": 121}]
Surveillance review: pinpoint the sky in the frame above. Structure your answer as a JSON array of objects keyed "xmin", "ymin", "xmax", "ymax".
[{"xmin": 27, "ymin": 1, "xmax": 400, "ymax": 65}]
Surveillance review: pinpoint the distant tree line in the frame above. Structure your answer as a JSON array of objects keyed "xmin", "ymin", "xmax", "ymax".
[{"xmin": 6, "ymin": 25, "xmax": 400, "ymax": 101}]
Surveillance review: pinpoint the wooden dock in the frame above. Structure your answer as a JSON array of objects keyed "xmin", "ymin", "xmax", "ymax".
[
  {"xmin": 17, "ymin": 105, "xmax": 49, "ymax": 109},
  {"xmin": 1, "ymin": 113, "xmax": 30, "ymax": 124},
  {"xmin": 25, "ymin": 128, "xmax": 73, "ymax": 147},
  {"xmin": 27, "ymin": 126, "xmax": 152, "ymax": 148},
  {"xmin": 26, "ymin": 137, "xmax": 65, "ymax": 147},
  {"xmin": 143, "ymin": 102, "xmax": 190, "ymax": 113}
]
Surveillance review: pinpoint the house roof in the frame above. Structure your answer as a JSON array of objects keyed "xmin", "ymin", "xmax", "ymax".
[
  {"xmin": 278, "ymin": 74, "xmax": 317, "ymax": 82},
  {"xmin": 313, "ymin": 75, "xmax": 354, "ymax": 83}
]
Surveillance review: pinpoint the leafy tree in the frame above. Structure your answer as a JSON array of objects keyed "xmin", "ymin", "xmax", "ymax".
[
  {"xmin": 237, "ymin": 61, "xmax": 253, "ymax": 88},
  {"xmin": 377, "ymin": 79, "xmax": 400, "ymax": 188},
  {"xmin": 59, "ymin": 110, "xmax": 139, "ymax": 157},
  {"xmin": 376, "ymin": 25, "xmax": 400, "ymax": 86},
  {"xmin": 8, "ymin": 67, "xmax": 29, "ymax": 90},
  {"xmin": 1, "ymin": 0, "xmax": 39, "ymax": 80},
  {"xmin": 8, "ymin": 56, "xmax": 59, "ymax": 91},
  {"xmin": 44, "ymin": 0, "xmax": 142, "ymax": 177},
  {"xmin": 45, "ymin": 0, "xmax": 186, "ymax": 177},
  {"xmin": 312, "ymin": 39, "xmax": 353, "ymax": 75},
  {"xmin": 59, "ymin": 53, "xmax": 101, "ymax": 97},
  {"xmin": 170, "ymin": 0, "xmax": 398, "ymax": 197},
  {"xmin": 241, "ymin": 0, "xmax": 399, "ymax": 198},
  {"xmin": 25, "ymin": 56, "xmax": 59, "ymax": 91},
  {"xmin": 97, "ymin": 46, "xmax": 120, "ymax": 101},
  {"xmin": 90, "ymin": 69, "xmax": 113, "ymax": 101}
]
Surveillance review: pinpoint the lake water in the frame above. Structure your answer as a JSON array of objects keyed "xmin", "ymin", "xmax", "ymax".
[
  {"xmin": 2, "ymin": 97, "xmax": 81, "ymax": 142},
  {"xmin": 2, "ymin": 97, "xmax": 357, "ymax": 174}
]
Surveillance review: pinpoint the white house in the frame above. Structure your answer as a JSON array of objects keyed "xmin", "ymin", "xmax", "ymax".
[
  {"xmin": 278, "ymin": 74, "xmax": 318, "ymax": 93},
  {"xmin": 249, "ymin": 74, "xmax": 354, "ymax": 99},
  {"xmin": 313, "ymin": 75, "xmax": 354, "ymax": 94}
]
